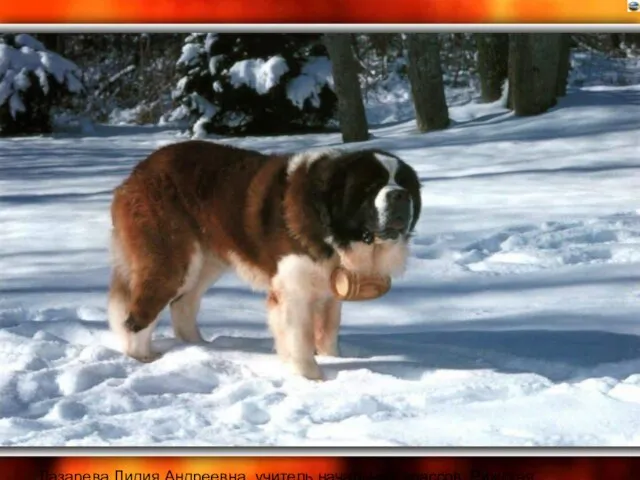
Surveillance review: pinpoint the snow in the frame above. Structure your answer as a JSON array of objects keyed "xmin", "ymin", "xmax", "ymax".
[
  {"xmin": 8, "ymin": 92, "xmax": 25, "ymax": 118},
  {"xmin": 103, "ymin": 65, "xmax": 136, "ymax": 90},
  {"xmin": 13, "ymin": 68, "xmax": 31, "ymax": 91},
  {"xmin": 204, "ymin": 34, "xmax": 218, "ymax": 53},
  {"xmin": 107, "ymin": 106, "xmax": 148, "ymax": 126},
  {"xmin": 38, "ymin": 51, "xmax": 83, "ymax": 93},
  {"xmin": 50, "ymin": 111, "xmax": 96, "ymax": 136},
  {"xmin": 228, "ymin": 56, "xmax": 289, "ymax": 95},
  {"xmin": 173, "ymin": 76, "xmax": 188, "ymax": 99},
  {"xmin": 189, "ymin": 93, "xmax": 218, "ymax": 137},
  {"xmin": 2, "ymin": 56, "xmax": 640, "ymax": 446},
  {"xmin": 177, "ymin": 43, "xmax": 203, "ymax": 67},
  {"xmin": 0, "ymin": 70, "xmax": 14, "ymax": 105},
  {"xmin": 158, "ymin": 105, "xmax": 190, "ymax": 128},
  {"xmin": 571, "ymin": 50, "xmax": 640, "ymax": 88},
  {"xmin": 192, "ymin": 117, "xmax": 210, "ymax": 139},
  {"xmin": 34, "ymin": 67, "xmax": 49, "ymax": 95},
  {"xmin": 208, "ymin": 55, "xmax": 223, "ymax": 75},
  {"xmin": 286, "ymin": 56, "xmax": 333, "ymax": 109},
  {"xmin": 14, "ymin": 34, "xmax": 45, "ymax": 52},
  {"xmin": 0, "ymin": 37, "xmax": 83, "ymax": 122}
]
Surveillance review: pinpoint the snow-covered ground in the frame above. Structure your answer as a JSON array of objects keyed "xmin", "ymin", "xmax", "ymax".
[{"xmin": 2, "ymin": 54, "xmax": 640, "ymax": 446}]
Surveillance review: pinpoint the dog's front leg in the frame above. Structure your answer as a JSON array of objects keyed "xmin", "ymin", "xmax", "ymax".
[
  {"xmin": 314, "ymin": 297, "xmax": 341, "ymax": 357},
  {"xmin": 269, "ymin": 255, "xmax": 327, "ymax": 381},
  {"xmin": 281, "ymin": 291, "xmax": 324, "ymax": 381}
]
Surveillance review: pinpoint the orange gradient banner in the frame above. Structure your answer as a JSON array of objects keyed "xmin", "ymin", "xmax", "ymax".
[
  {"xmin": 4, "ymin": 457, "xmax": 640, "ymax": 480},
  {"xmin": 0, "ymin": 0, "xmax": 639, "ymax": 23}
]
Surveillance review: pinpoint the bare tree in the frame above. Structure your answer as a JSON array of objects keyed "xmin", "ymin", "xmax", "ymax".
[
  {"xmin": 323, "ymin": 33, "xmax": 369, "ymax": 143},
  {"xmin": 405, "ymin": 33, "xmax": 449, "ymax": 132},
  {"xmin": 556, "ymin": 34, "xmax": 571, "ymax": 97},
  {"xmin": 475, "ymin": 33, "xmax": 509, "ymax": 102},
  {"xmin": 508, "ymin": 33, "xmax": 562, "ymax": 116},
  {"xmin": 539, "ymin": 33, "xmax": 562, "ymax": 107},
  {"xmin": 610, "ymin": 33, "xmax": 622, "ymax": 51}
]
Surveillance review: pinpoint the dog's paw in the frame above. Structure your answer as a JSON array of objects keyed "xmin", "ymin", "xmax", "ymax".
[
  {"xmin": 124, "ymin": 313, "xmax": 146, "ymax": 333},
  {"xmin": 292, "ymin": 359, "xmax": 325, "ymax": 381},
  {"xmin": 129, "ymin": 351, "xmax": 162, "ymax": 363},
  {"xmin": 316, "ymin": 343, "xmax": 340, "ymax": 357}
]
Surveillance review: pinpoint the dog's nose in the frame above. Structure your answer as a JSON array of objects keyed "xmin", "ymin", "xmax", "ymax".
[
  {"xmin": 388, "ymin": 212, "xmax": 409, "ymax": 230},
  {"xmin": 385, "ymin": 189, "xmax": 411, "ymax": 230}
]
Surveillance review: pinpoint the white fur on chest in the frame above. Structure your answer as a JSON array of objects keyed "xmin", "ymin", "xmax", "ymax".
[{"xmin": 272, "ymin": 254, "xmax": 337, "ymax": 300}]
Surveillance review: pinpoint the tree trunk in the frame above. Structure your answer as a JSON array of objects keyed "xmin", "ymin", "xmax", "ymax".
[
  {"xmin": 610, "ymin": 33, "xmax": 622, "ymax": 51},
  {"xmin": 537, "ymin": 33, "xmax": 562, "ymax": 109},
  {"xmin": 475, "ymin": 33, "xmax": 509, "ymax": 102},
  {"xmin": 508, "ymin": 33, "xmax": 562, "ymax": 116},
  {"xmin": 405, "ymin": 33, "xmax": 449, "ymax": 132},
  {"xmin": 556, "ymin": 34, "xmax": 571, "ymax": 97},
  {"xmin": 323, "ymin": 34, "xmax": 369, "ymax": 143}
]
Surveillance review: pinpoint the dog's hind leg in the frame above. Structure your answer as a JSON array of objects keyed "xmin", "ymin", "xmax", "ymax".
[
  {"xmin": 121, "ymin": 272, "xmax": 180, "ymax": 362},
  {"xmin": 122, "ymin": 239, "xmax": 208, "ymax": 361},
  {"xmin": 108, "ymin": 230, "xmax": 201, "ymax": 363},
  {"xmin": 170, "ymin": 253, "xmax": 228, "ymax": 343},
  {"xmin": 108, "ymin": 266, "xmax": 135, "ymax": 356},
  {"xmin": 108, "ymin": 265, "xmax": 169, "ymax": 362}
]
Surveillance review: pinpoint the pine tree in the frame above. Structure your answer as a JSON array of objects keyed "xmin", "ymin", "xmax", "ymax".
[
  {"xmin": 60, "ymin": 33, "xmax": 183, "ymax": 123},
  {"xmin": 172, "ymin": 33, "xmax": 337, "ymax": 136},
  {"xmin": 0, "ymin": 34, "xmax": 83, "ymax": 136}
]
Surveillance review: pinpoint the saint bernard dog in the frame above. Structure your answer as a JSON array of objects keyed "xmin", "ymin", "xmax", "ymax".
[{"xmin": 108, "ymin": 140, "xmax": 421, "ymax": 380}]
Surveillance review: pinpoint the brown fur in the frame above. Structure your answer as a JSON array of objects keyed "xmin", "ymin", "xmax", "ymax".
[{"xmin": 108, "ymin": 140, "xmax": 415, "ymax": 378}]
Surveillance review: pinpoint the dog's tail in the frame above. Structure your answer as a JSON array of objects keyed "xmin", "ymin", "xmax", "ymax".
[{"xmin": 107, "ymin": 231, "xmax": 131, "ymax": 350}]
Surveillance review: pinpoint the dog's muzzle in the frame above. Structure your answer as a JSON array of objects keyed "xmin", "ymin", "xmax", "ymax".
[{"xmin": 376, "ymin": 188, "xmax": 412, "ymax": 240}]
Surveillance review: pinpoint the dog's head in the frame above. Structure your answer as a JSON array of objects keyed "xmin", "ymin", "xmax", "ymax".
[
  {"xmin": 289, "ymin": 148, "xmax": 422, "ymax": 276},
  {"xmin": 323, "ymin": 149, "xmax": 421, "ymax": 247}
]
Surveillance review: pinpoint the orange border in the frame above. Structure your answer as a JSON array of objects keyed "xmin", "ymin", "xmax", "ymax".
[
  {"xmin": 0, "ymin": 0, "xmax": 639, "ymax": 23},
  {"xmin": 4, "ymin": 456, "xmax": 640, "ymax": 480}
]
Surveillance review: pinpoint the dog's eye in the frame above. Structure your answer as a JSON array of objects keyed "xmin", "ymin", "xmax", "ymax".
[{"xmin": 365, "ymin": 183, "xmax": 383, "ymax": 196}]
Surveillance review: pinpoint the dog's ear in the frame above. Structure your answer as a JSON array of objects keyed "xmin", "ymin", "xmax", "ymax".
[
  {"xmin": 308, "ymin": 177, "xmax": 333, "ymax": 236},
  {"xmin": 309, "ymin": 153, "xmax": 385, "ymax": 248},
  {"xmin": 306, "ymin": 156, "xmax": 357, "ymax": 247},
  {"xmin": 395, "ymin": 161, "xmax": 422, "ymax": 232}
]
